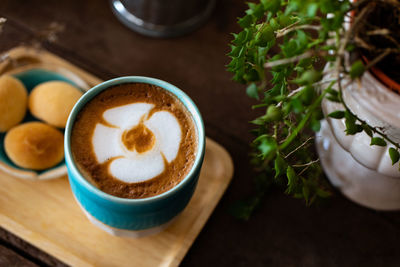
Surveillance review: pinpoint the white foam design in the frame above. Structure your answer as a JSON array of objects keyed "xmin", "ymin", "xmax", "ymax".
[
  {"xmin": 93, "ymin": 124, "xmax": 124, "ymax": 163},
  {"xmin": 109, "ymin": 149, "xmax": 164, "ymax": 182},
  {"xmin": 103, "ymin": 103, "xmax": 154, "ymax": 129},
  {"xmin": 92, "ymin": 103, "xmax": 182, "ymax": 183},
  {"xmin": 145, "ymin": 111, "xmax": 181, "ymax": 162}
]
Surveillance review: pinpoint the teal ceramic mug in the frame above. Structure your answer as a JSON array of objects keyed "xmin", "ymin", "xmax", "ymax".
[{"xmin": 64, "ymin": 76, "xmax": 205, "ymax": 235}]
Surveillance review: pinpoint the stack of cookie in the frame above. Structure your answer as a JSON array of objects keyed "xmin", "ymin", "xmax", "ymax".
[{"xmin": 0, "ymin": 75, "xmax": 82, "ymax": 170}]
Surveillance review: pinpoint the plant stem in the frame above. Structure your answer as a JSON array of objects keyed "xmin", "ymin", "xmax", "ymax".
[
  {"xmin": 264, "ymin": 51, "xmax": 314, "ymax": 68},
  {"xmin": 292, "ymin": 159, "xmax": 320, "ymax": 167},
  {"xmin": 285, "ymin": 136, "xmax": 314, "ymax": 159},
  {"xmin": 276, "ymin": 25, "xmax": 322, "ymax": 38},
  {"xmin": 276, "ymin": 79, "xmax": 336, "ymax": 108},
  {"xmin": 279, "ymin": 89, "xmax": 329, "ymax": 151},
  {"xmin": 365, "ymin": 49, "xmax": 394, "ymax": 69}
]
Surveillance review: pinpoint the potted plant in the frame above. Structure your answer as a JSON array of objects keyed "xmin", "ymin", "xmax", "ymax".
[{"xmin": 227, "ymin": 0, "xmax": 400, "ymax": 217}]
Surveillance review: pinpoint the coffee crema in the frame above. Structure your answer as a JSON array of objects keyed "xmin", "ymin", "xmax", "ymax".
[{"xmin": 71, "ymin": 83, "xmax": 197, "ymax": 199}]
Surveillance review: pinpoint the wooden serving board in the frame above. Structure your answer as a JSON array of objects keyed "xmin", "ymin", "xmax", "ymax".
[{"xmin": 0, "ymin": 47, "xmax": 234, "ymax": 267}]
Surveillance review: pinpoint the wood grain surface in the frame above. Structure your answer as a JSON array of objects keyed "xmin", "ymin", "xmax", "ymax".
[
  {"xmin": 0, "ymin": 138, "xmax": 233, "ymax": 267},
  {"xmin": 1, "ymin": 0, "xmax": 400, "ymax": 266},
  {"xmin": 0, "ymin": 244, "xmax": 38, "ymax": 267}
]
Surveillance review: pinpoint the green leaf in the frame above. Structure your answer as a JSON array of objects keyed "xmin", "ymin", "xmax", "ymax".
[
  {"xmin": 269, "ymin": 18, "xmax": 280, "ymax": 30},
  {"xmin": 274, "ymin": 155, "xmax": 286, "ymax": 178},
  {"xmin": 279, "ymin": 14, "xmax": 292, "ymax": 27},
  {"xmin": 294, "ymin": 70, "xmax": 323, "ymax": 85},
  {"xmin": 262, "ymin": 0, "xmax": 281, "ymax": 14},
  {"xmin": 227, "ymin": 45, "xmax": 239, "ymax": 57},
  {"xmin": 331, "ymin": 12, "xmax": 344, "ymax": 30},
  {"xmin": 362, "ymin": 124, "xmax": 373, "ymax": 137},
  {"xmin": 281, "ymin": 39, "xmax": 298, "ymax": 57},
  {"xmin": 253, "ymin": 134, "xmax": 267, "ymax": 143},
  {"xmin": 244, "ymin": 28, "xmax": 255, "ymax": 43},
  {"xmin": 328, "ymin": 110, "xmax": 345, "ymax": 119},
  {"xmin": 237, "ymin": 46, "xmax": 246, "ymax": 58},
  {"xmin": 300, "ymin": 85, "xmax": 315, "ymax": 105},
  {"xmin": 350, "ymin": 60, "xmax": 365, "ymax": 79},
  {"xmin": 255, "ymin": 25, "xmax": 275, "ymax": 47},
  {"xmin": 286, "ymin": 166, "xmax": 296, "ymax": 185},
  {"xmin": 290, "ymin": 97, "xmax": 304, "ymax": 114},
  {"xmin": 313, "ymin": 109, "xmax": 324, "ymax": 121},
  {"xmin": 226, "ymin": 58, "xmax": 237, "ymax": 71},
  {"xmin": 264, "ymin": 105, "xmax": 282, "ymax": 121},
  {"xmin": 295, "ymin": 30, "xmax": 309, "ymax": 52},
  {"xmin": 310, "ymin": 118, "xmax": 321, "ymax": 132},
  {"xmin": 345, "ymin": 123, "xmax": 363, "ymax": 135},
  {"xmin": 232, "ymin": 31, "xmax": 246, "ymax": 45},
  {"xmin": 344, "ymin": 111, "xmax": 363, "ymax": 135},
  {"xmin": 286, "ymin": 166, "xmax": 297, "ymax": 194},
  {"xmin": 297, "ymin": 57, "xmax": 313, "ymax": 68},
  {"xmin": 389, "ymin": 148, "xmax": 400, "ymax": 165},
  {"xmin": 247, "ymin": 3, "xmax": 266, "ymax": 19},
  {"xmin": 320, "ymin": 0, "xmax": 336, "ymax": 13},
  {"xmin": 282, "ymin": 102, "xmax": 292, "ymax": 115},
  {"xmin": 244, "ymin": 69, "xmax": 259, "ymax": 82},
  {"xmin": 232, "ymin": 28, "xmax": 254, "ymax": 46},
  {"xmin": 370, "ymin": 137, "xmax": 387, "ymax": 147},
  {"xmin": 307, "ymin": 3, "xmax": 318, "ymax": 18},
  {"xmin": 326, "ymin": 95, "xmax": 341, "ymax": 103},
  {"xmin": 325, "ymin": 88, "xmax": 338, "ymax": 97},
  {"xmin": 258, "ymin": 46, "xmax": 271, "ymax": 65},
  {"xmin": 285, "ymin": 1, "xmax": 299, "ymax": 15},
  {"xmin": 250, "ymin": 117, "xmax": 265, "ymax": 125},
  {"xmin": 233, "ymin": 71, "xmax": 246, "ymax": 84},
  {"xmin": 246, "ymin": 83, "xmax": 259, "ymax": 100},
  {"xmin": 238, "ymin": 14, "xmax": 254, "ymax": 28},
  {"xmin": 316, "ymin": 188, "xmax": 331, "ymax": 198},
  {"xmin": 258, "ymin": 136, "xmax": 278, "ymax": 159}
]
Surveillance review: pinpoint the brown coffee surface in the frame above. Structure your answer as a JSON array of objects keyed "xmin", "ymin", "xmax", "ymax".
[{"xmin": 71, "ymin": 83, "xmax": 197, "ymax": 199}]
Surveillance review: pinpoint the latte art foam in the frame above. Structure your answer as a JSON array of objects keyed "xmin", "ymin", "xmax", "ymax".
[
  {"xmin": 71, "ymin": 83, "xmax": 197, "ymax": 199},
  {"xmin": 92, "ymin": 103, "xmax": 182, "ymax": 183}
]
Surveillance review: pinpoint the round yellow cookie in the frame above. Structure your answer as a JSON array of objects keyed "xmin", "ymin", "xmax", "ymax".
[
  {"xmin": 29, "ymin": 81, "xmax": 82, "ymax": 128},
  {"xmin": 0, "ymin": 75, "xmax": 28, "ymax": 132},
  {"xmin": 4, "ymin": 122, "xmax": 64, "ymax": 170}
]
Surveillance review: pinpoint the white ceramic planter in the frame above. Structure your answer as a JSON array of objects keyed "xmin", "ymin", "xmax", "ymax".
[{"xmin": 316, "ymin": 69, "xmax": 400, "ymax": 210}]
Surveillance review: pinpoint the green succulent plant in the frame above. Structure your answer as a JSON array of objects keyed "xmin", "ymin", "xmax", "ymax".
[{"xmin": 227, "ymin": 0, "xmax": 400, "ymax": 219}]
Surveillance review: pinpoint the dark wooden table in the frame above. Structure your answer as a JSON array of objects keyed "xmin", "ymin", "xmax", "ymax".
[{"xmin": 1, "ymin": 0, "xmax": 400, "ymax": 266}]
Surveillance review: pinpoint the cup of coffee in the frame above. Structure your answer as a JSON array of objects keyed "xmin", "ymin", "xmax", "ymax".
[{"xmin": 64, "ymin": 76, "xmax": 205, "ymax": 237}]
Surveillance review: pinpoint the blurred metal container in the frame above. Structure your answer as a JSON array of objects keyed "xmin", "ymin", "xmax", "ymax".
[{"xmin": 110, "ymin": 0, "xmax": 216, "ymax": 38}]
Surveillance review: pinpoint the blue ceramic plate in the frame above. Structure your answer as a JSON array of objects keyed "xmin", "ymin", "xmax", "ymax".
[{"xmin": 0, "ymin": 68, "xmax": 85, "ymax": 180}]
